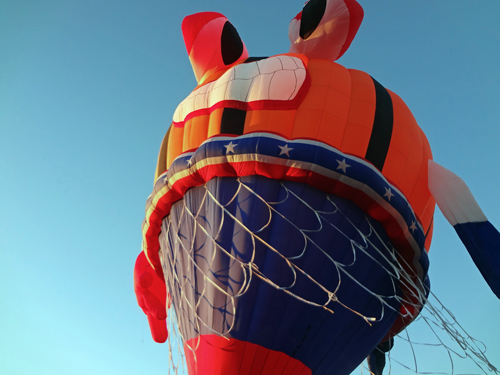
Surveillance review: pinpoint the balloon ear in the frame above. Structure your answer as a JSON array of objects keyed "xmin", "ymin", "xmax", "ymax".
[
  {"xmin": 289, "ymin": 0, "xmax": 363, "ymax": 61},
  {"xmin": 182, "ymin": 12, "xmax": 249, "ymax": 84}
]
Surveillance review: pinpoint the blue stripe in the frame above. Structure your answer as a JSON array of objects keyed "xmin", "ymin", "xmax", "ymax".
[
  {"xmin": 454, "ymin": 221, "xmax": 500, "ymax": 299},
  {"xmin": 149, "ymin": 134, "xmax": 427, "ymax": 269}
]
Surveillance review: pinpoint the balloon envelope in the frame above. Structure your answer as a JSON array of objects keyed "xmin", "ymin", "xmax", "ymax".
[{"xmin": 139, "ymin": 2, "xmax": 435, "ymax": 373}]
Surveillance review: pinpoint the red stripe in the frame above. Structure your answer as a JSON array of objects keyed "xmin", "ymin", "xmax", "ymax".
[
  {"xmin": 144, "ymin": 159, "xmax": 418, "ymax": 285},
  {"xmin": 184, "ymin": 335, "xmax": 312, "ymax": 375}
]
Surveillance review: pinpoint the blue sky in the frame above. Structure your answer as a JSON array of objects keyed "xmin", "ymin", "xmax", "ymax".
[{"xmin": 1, "ymin": 1, "xmax": 499, "ymax": 374}]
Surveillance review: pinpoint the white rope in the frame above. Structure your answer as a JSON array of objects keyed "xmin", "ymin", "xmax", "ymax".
[{"xmin": 158, "ymin": 178, "xmax": 498, "ymax": 375}]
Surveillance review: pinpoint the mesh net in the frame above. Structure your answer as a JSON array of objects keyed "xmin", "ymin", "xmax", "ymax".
[{"xmin": 157, "ymin": 177, "xmax": 498, "ymax": 375}]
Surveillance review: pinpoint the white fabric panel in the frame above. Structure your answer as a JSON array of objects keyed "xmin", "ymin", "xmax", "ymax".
[
  {"xmin": 428, "ymin": 160, "xmax": 487, "ymax": 226},
  {"xmin": 233, "ymin": 62, "xmax": 259, "ymax": 80},
  {"xmin": 257, "ymin": 56, "xmax": 283, "ymax": 74},
  {"xmin": 210, "ymin": 81, "xmax": 229, "ymax": 104},
  {"xmin": 173, "ymin": 56, "xmax": 306, "ymax": 123},
  {"xmin": 269, "ymin": 70, "xmax": 298, "ymax": 100},
  {"xmin": 226, "ymin": 78, "xmax": 252, "ymax": 102},
  {"xmin": 247, "ymin": 72, "xmax": 273, "ymax": 101},
  {"xmin": 280, "ymin": 55, "xmax": 301, "ymax": 70}
]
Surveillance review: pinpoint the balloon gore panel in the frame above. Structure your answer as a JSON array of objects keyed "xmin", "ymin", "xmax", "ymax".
[{"xmin": 159, "ymin": 175, "xmax": 403, "ymax": 374}]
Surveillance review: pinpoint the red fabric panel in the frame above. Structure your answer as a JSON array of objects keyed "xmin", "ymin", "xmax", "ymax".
[
  {"xmin": 338, "ymin": 0, "xmax": 364, "ymax": 58},
  {"xmin": 182, "ymin": 12, "xmax": 225, "ymax": 54},
  {"xmin": 133, "ymin": 252, "xmax": 168, "ymax": 343},
  {"xmin": 184, "ymin": 335, "xmax": 312, "ymax": 375}
]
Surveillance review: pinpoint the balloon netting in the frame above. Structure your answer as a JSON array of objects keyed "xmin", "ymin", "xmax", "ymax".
[{"xmin": 158, "ymin": 177, "xmax": 498, "ymax": 375}]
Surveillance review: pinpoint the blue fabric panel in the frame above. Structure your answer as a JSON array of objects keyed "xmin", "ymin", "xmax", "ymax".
[
  {"xmin": 160, "ymin": 175, "xmax": 421, "ymax": 375},
  {"xmin": 454, "ymin": 221, "xmax": 500, "ymax": 299}
]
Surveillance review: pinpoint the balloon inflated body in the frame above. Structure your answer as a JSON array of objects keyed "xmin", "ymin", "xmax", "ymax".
[{"xmin": 137, "ymin": 1, "xmax": 444, "ymax": 374}]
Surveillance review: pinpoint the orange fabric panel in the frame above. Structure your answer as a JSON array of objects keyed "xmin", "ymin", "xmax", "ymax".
[
  {"xmin": 382, "ymin": 90, "xmax": 414, "ymax": 188},
  {"xmin": 244, "ymin": 109, "xmax": 270, "ymax": 134},
  {"xmin": 292, "ymin": 109, "xmax": 324, "ymax": 140},
  {"xmin": 155, "ymin": 127, "xmax": 171, "ymax": 181},
  {"xmin": 416, "ymin": 157, "xmax": 435, "ymax": 240},
  {"xmin": 166, "ymin": 125, "xmax": 184, "ymax": 169},
  {"xmin": 266, "ymin": 110, "xmax": 296, "ymax": 139},
  {"xmin": 316, "ymin": 63, "xmax": 351, "ymax": 149},
  {"xmin": 342, "ymin": 69, "xmax": 375, "ymax": 157},
  {"xmin": 324, "ymin": 85, "xmax": 351, "ymax": 122},
  {"xmin": 421, "ymin": 131, "xmax": 433, "ymax": 161},
  {"xmin": 406, "ymin": 132, "xmax": 424, "ymax": 172},
  {"xmin": 409, "ymin": 178, "xmax": 431, "ymax": 223},
  {"xmin": 424, "ymin": 219, "xmax": 434, "ymax": 251},
  {"xmin": 292, "ymin": 59, "xmax": 344, "ymax": 142},
  {"xmin": 348, "ymin": 69, "xmax": 375, "ymax": 102},
  {"xmin": 386, "ymin": 91, "xmax": 412, "ymax": 158},
  {"xmin": 318, "ymin": 111, "xmax": 348, "ymax": 150},
  {"xmin": 397, "ymin": 163, "xmax": 420, "ymax": 204},
  {"xmin": 298, "ymin": 83, "xmax": 329, "ymax": 112},
  {"xmin": 421, "ymin": 198, "xmax": 436, "ymax": 244},
  {"xmin": 305, "ymin": 59, "xmax": 334, "ymax": 89},
  {"xmin": 183, "ymin": 114, "xmax": 209, "ymax": 152},
  {"xmin": 381, "ymin": 146, "xmax": 407, "ymax": 186},
  {"xmin": 387, "ymin": 90, "xmax": 414, "ymax": 132},
  {"xmin": 383, "ymin": 127, "xmax": 411, "ymax": 186},
  {"xmin": 340, "ymin": 121, "xmax": 372, "ymax": 158},
  {"xmin": 208, "ymin": 108, "xmax": 224, "ymax": 138},
  {"xmin": 384, "ymin": 89, "xmax": 435, "ymax": 230},
  {"xmin": 327, "ymin": 62, "xmax": 352, "ymax": 97},
  {"xmin": 245, "ymin": 109, "xmax": 296, "ymax": 139}
]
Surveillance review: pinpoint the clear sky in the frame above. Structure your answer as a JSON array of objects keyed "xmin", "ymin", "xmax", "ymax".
[{"xmin": 1, "ymin": 1, "xmax": 499, "ymax": 374}]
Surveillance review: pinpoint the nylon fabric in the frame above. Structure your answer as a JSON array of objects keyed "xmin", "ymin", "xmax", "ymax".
[
  {"xmin": 455, "ymin": 221, "xmax": 500, "ymax": 298},
  {"xmin": 160, "ymin": 175, "xmax": 405, "ymax": 374}
]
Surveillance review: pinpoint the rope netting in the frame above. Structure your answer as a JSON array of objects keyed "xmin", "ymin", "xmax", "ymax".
[{"xmin": 157, "ymin": 176, "xmax": 498, "ymax": 375}]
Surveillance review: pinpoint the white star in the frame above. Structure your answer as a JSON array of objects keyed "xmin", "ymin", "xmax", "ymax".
[
  {"xmin": 278, "ymin": 144, "xmax": 293, "ymax": 157},
  {"xmin": 224, "ymin": 141, "xmax": 237, "ymax": 154},
  {"xmin": 384, "ymin": 187, "xmax": 394, "ymax": 201},
  {"xmin": 187, "ymin": 156, "xmax": 194, "ymax": 166},
  {"xmin": 336, "ymin": 159, "xmax": 351, "ymax": 174},
  {"xmin": 409, "ymin": 221, "xmax": 417, "ymax": 233}
]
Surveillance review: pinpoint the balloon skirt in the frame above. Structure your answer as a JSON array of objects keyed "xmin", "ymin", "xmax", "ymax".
[{"xmin": 159, "ymin": 175, "xmax": 402, "ymax": 375}]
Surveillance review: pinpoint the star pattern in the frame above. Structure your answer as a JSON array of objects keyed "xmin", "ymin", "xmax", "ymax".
[
  {"xmin": 278, "ymin": 144, "xmax": 293, "ymax": 157},
  {"xmin": 224, "ymin": 141, "xmax": 237, "ymax": 154},
  {"xmin": 163, "ymin": 136, "xmax": 424, "ymax": 243},
  {"xmin": 384, "ymin": 187, "xmax": 394, "ymax": 201},
  {"xmin": 409, "ymin": 221, "xmax": 417, "ymax": 233},
  {"xmin": 336, "ymin": 159, "xmax": 351, "ymax": 174}
]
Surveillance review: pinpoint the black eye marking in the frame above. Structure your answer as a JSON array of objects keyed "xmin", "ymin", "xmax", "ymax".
[
  {"xmin": 365, "ymin": 77, "xmax": 394, "ymax": 172},
  {"xmin": 244, "ymin": 57, "xmax": 268, "ymax": 63},
  {"xmin": 300, "ymin": 0, "xmax": 327, "ymax": 40},
  {"xmin": 220, "ymin": 108, "xmax": 246, "ymax": 135},
  {"xmin": 221, "ymin": 21, "xmax": 244, "ymax": 65}
]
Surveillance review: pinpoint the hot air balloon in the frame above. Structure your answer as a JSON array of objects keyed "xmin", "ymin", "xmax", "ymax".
[{"xmin": 135, "ymin": 1, "xmax": 500, "ymax": 374}]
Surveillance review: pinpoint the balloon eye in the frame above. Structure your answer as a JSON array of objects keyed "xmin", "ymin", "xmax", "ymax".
[
  {"xmin": 300, "ymin": 0, "xmax": 327, "ymax": 40},
  {"xmin": 221, "ymin": 21, "xmax": 244, "ymax": 65}
]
